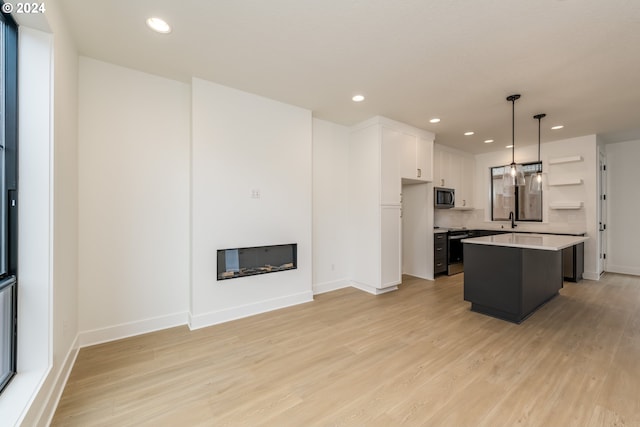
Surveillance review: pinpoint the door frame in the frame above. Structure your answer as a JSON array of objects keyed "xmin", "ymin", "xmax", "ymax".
[{"xmin": 598, "ymin": 150, "xmax": 607, "ymax": 275}]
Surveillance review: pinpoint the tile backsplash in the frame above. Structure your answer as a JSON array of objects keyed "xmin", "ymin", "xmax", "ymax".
[
  {"xmin": 434, "ymin": 209, "xmax": 475, "ymax": 229},
  {"xmin": 434, "ymin": 208, "xmax": 587, "ymax": 234}
]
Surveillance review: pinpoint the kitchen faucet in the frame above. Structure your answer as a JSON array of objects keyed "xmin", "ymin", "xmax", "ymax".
[{"xmin": 509, "ymin": 211, "xmax": 517, "ymax": 229}]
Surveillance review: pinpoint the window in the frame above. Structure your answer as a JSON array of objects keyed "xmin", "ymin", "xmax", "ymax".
[
  {"xmin": 491, "ymin": 162, "xmax": 542, "ymax": 222},
  {"xmin": 0, "ymin": 8, "xmax": 18, "ymax": 394}
]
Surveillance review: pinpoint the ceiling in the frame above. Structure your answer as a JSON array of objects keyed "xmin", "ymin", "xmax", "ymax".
[{"xmin": 58, "ymin": 0, "xmax": 640, "ymax": 153}]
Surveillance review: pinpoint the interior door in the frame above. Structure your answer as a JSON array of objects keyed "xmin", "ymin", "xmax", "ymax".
[{"xmin": 599, "ymin": 151, "xmax": 607, "ymax": 274}]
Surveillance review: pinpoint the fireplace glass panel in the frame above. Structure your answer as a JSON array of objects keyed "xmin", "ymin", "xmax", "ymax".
[{"xmin": 217, "ymin": 243, "xmax": 297, "ymax": 280}]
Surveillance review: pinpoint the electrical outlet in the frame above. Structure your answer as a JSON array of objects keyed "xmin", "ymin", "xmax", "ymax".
[{"xmin": 251, "ymin": 189, "xmax": 260, "ymax": 199}]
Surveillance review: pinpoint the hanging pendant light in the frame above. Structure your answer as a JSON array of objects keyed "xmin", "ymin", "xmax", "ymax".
[
  {"xmin": 529, "ymin": 113, "xmax": 546, "ymax": 194},
  {"xmin": 502, "ymin": 94, "xmax": 525, "ymax": 190}
]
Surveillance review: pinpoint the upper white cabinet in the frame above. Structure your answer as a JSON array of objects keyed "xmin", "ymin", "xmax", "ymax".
[
  {"xmin": 433, "ymin": 144, "xmax": 475, "ymax": 209},
  {"xmin": 417, "ymin": 137, "xmax": 433, "ymax": 182},
  {"xmin": 399, "ymin": 131, "xmax": 419, "ymax": 181},
  {"xmin": 381, "ymin": 127, "xmax": 402, "ymax": 205},
  {"xmin": 383, "ymin": 125, "xmax": 433, "ymax": 185},
  {"xmin": 458, "ymin": 155, "xmax": 475, "ymax": 209},
  {"xmin": 367, "ymin": 118, "xmax": 435, "ymax": 205},
  {"xmin": 401, "ymin": 132, "xmax": 433, "ymax": 183}
]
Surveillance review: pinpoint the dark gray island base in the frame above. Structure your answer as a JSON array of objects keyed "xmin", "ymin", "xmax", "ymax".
[
  {"xmin": 463, "ymin": 244, "xmax": 562, "ymax": 323},
  {"xmin": 462, "ymin": 233, "xmax": 588, "ymax": 323}
]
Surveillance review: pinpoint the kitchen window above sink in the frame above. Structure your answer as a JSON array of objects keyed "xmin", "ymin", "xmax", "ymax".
[{"xmin": 491, "ymin": 162, "xmax": 542, "ymax": 222}]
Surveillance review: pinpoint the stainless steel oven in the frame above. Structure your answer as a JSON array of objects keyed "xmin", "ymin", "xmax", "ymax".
[{"xmin": 447, "ymin": 230, "xmax": 469, "ymax": 275}]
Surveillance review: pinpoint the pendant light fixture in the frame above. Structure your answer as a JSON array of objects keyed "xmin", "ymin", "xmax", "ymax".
[
  {"xmin": 502, "ymin": 94, "xmax": 526, "ymax": 189},
  {"xmin": 529, "ymin": 113, "xmax": 546, "ymax": 193}
]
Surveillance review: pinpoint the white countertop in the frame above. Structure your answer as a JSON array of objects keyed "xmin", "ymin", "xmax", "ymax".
[
  {"xmin": 470, "ymin": 223, "xmax": 586, "ymax": 235},
  {"xmin": 462, "ymin": 233, "xmax": 588, "ymax": 251}
]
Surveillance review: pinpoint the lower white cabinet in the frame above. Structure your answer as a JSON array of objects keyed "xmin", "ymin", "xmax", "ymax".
[{"xmin": 349, "ymin": 203, "xmax": 402, "ymax": 294}]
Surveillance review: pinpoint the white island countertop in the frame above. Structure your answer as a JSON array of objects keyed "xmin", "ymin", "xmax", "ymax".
[{"xmin": 462, "ymin": 233, "xmax": 588, "ymax": 251}]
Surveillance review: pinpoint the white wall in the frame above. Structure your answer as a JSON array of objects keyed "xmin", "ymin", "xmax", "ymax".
[
  {"xmin": 77, "ymin": 58, "xmax": 191, "ymax": 344},
  {"xmin": 190, "ymin": 78, "xmax": 313, "ymax": 329},
  {"xmin": 312, "ymin": 119, "xmax": 350, "ymax": 294},
  {"xmin": 472, "ymin": 135, "xmax": 600, "ymax": 279},
  {"xmin": 402, "ymin": 183, "xmax": 433, "ymax": 280},
  {"xmin": 605, "ymin": 140, "xmax": 640, "ymax": 275}
]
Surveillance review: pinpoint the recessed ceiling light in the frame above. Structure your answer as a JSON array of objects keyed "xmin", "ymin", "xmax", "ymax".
[
  {"xmin": 352, "ymin": 94, "xmax": 365, "ymax": 102},
  {"xmin": 551, "ymin": 125, "xmax": 564, "ymax": 130},
  {"xmin": 506, "ymin": 145, "xmax": 514, "ymax": 148},
  {"xmin": 429, "ymin": 118, "xmax": 441, "ymax": 124},
  {"xmin": 484, "ymin": 139, "xmax": 494, "ymax": 143},
  {"xmin": 146, "ymin": 17, "xmax": 172, "ymax": 34},
  {"xmin": 464, "ymin": 131, "xmax": 474, "ymax": 136}
]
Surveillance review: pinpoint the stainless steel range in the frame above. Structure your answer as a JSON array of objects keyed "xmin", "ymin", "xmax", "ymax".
[{"xmin": 447, "ymin": 228, "xmax": 469, "ymax": 275}]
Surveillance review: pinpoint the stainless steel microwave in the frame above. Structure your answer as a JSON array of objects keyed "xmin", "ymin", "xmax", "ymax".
[{"xmin": 434, "ymin": 187, "xmax": 455, "ymax": 208}]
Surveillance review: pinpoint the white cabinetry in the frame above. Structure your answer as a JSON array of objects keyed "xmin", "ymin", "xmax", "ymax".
[
  {"xmin": 381, "ymin": 127, "xmax": 402, "ymax": 205},
  {"xmin": 399, "ymin": 130, "xmax": 417, "ymax": 180},
  {"xmin": 433, "ymin": 144, "xmax": 475, "ymax": 209},
  {"xmin": 433, "ymin": 148, "xmax": 460, "ymax": 190},
  {"xmin": 458, "ymin": 155, "xmax": 475, "ymax": 209},
  {"xmin": 349, "ymin": 116, "xmax": 434, "ymax": 294},
  {"xmin": 417, "ymin": 137, "xmax": 433, "ymax": 182},
  {"xmin": 385, "ymin": 127, "xmax": 434, "ymax": 183}
]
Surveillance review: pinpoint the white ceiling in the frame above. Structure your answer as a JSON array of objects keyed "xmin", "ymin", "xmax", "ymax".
[{"xmin": 58, "ymin": 0, "xmax": 640, "ymax": 153}]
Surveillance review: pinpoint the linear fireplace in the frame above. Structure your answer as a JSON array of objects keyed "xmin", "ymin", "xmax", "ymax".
[{"xmin": 217, "ymin": 243, "xmax": 297, "ymax": 280}]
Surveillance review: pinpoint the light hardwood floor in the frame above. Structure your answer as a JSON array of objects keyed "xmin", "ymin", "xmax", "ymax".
[{"xmin": 52, "ymin": 273, "xmax": 640, "ymax": 426}]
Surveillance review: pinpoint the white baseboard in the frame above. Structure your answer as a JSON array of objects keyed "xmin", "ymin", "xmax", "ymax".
[
  {"xmin": 39, "ymin": 335, "xmax": 80, "ymax": 427},
  {"xmin": 402, "ymin": 273, "xmax": 434, "ymax": 281},
  {"xmin": 583, "ymin": 271, "xmax": 601, "ymax": 281},
  {"xmin": 351, "ymin": 281, "xmax": 398, "ymax": 295},
  {"xmin": 188, "ymin": 291, "xmax": 314, "ymax": 330},
  {"xmin": 78, "ymin": 311, "xmax": 189, "ymax": 348},
  {"xmin": 313, "ymin": 278, "xmax": 351, "ymax": 295},
  {"xmin": 605, "ymin": 265, "xmax": 640, "ymax": 277}
]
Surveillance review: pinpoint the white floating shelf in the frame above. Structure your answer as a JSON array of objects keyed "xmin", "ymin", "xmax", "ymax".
[
  {"xmin": 548, "ymin": 178, "xmax": 583, "ymax": 186},
  {"xmin": 549, "ymin": 155, "xmax": 583, "ymax": 165},
  {"xmin": 550, "ymin": 201, "xmax": 583, "ymax": 210}
]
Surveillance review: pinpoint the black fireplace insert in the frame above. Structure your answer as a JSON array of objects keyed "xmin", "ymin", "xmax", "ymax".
[{"xmin": 217, "ymin": 243, "xmax": 297, "ymax": 280}]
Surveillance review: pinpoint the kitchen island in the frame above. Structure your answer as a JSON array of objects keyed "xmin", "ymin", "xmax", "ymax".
[{"xmin": 462, "ymin": 233, "xmax": 588, "ymax": 323}]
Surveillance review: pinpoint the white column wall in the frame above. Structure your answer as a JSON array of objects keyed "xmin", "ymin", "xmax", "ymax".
[
  {"xmin": 189, "ymin": 78, "xmax": 313, "ymax": 328},
  {"xmin": 312, "ymin": 119, "xmax": 350, "ymax": 294}
]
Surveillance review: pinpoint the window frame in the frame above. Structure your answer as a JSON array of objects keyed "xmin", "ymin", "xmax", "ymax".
[
  {"xmin": 490, "ymin": 161, "xmax": 543, "ymax": 222},
  {"xmin": 0, "ymin": 6, "xmax": 18, "ymax": 395}
]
